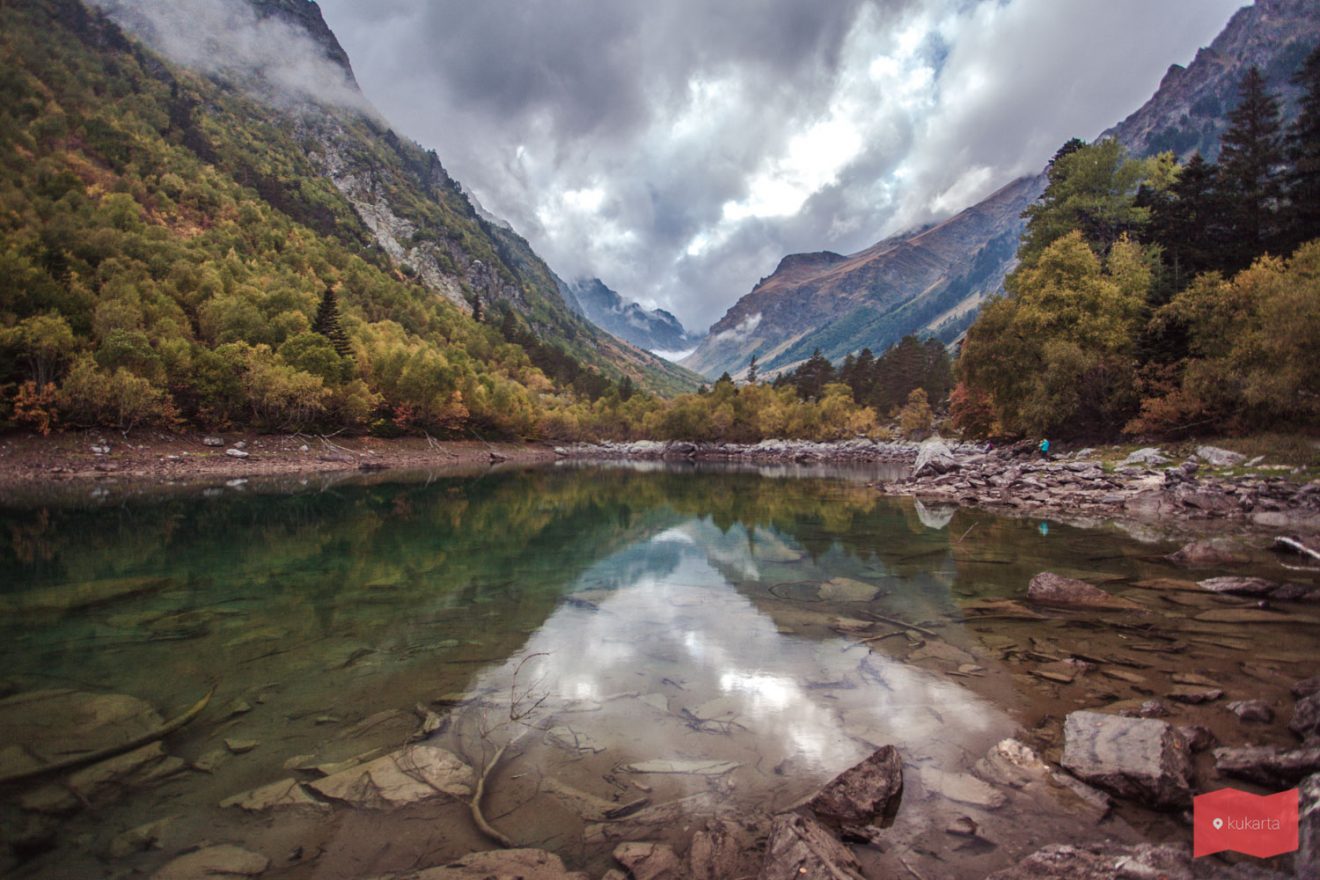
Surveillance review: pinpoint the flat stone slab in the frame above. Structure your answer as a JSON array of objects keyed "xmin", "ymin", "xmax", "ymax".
[
  {"xmin": 221, "ymin": 778, "xmax": 327, "ymax": 813},
  {"xmin": 1215, "ymin": 746, "xmax": 1320, "ymax": 788},
  {"xmin": 807, "ymin": 745, "xmax": 902, "ymax": 828},
  {"xmin": 1060, "ymin": 711, "xmax": 1191, "ymax": 808},
  {"xmin": 919, "ymin": 766, "xmax": 1007, "ymax": 809},
  {"xmin": 307, "ymin": 744, "xmax": 472, "ymax": 808}
]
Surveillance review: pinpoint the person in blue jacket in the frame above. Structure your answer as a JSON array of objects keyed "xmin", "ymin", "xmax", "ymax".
[{"xmin": 1039, "ymin": 438, "xmax": 1050, "ymax": 458}]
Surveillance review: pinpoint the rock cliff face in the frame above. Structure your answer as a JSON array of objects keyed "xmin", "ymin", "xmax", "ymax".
[
  {"xmin": 685, "ymin": 0, "xmax": 1320, "ymax": 381},
  {"xmin": 564, "ymin": 278, "xmax": 703, "ymax": 355}
]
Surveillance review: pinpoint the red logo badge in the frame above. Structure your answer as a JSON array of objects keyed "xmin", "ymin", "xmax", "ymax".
[{"xmin": 1193, "ymin": 787, "xmax": 1299, "ymax": 858}]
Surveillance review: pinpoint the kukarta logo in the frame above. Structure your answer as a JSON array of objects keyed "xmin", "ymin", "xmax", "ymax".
[{"xmin": 1193, "ymin": 787, "xmax": 1299, "ymax": 858}]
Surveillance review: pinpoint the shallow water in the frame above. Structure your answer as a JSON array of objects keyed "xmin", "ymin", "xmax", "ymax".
[{"xmin": 0, "ymin": 463, "xmax": 1314, "ymax": 878}]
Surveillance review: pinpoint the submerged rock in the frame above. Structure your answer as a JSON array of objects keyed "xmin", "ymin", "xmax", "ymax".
[
  {"xmin": 1167, "ymin": 541, "xmax": 1246, "ymax": 567},
  {"xmin": 307, "ymin": 744, "xmax": 472, "ymax": 808},
  {"xmin": 806, "ymin": 745, "xmax": 903, "ymax": 829},
  {"xmin": 395, "ymin": 849, "xmax": 589, "ymax": 879},
  {"xmin": 919, "ymin": 766, "xmax": 1007, "ymax": 809},
  {"xmin": 759, "ymin": 813, "xmax": 864, "ymax": 880},
  {"xmin": 1060, "ymin": 711, "xmax": 1191, "ymax": 808},
  {"xmin": 220, "ymin": 778, "xmax": 326, "ymax": 813},
  {"xmin": 817, "ymin": 577, "xmax": 880, "ymax": 602},
  {"xmin": 1027, "ymin": 572, "xmax": 1137, "ymax": 609},
  {"xmin": 1197, "ymin": 577, "xmax": 1278, "ymax": 596},
  {"xmin": 622, "ymin": 759, "xmax": 740, "ymax": 776},
  {"xmin": 151, "ymin": 844, "xmax": 268, "ymax": 880}
]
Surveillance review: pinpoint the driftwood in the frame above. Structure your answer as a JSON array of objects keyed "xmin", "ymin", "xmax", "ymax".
[
  {"xmin": 1275, "ymin": 536, "xmax": 1320, "ymax": 562},
  {"xmin": 470, "ymin": 742, "xmax": 515, "ymax": 847},
  {"xmin": 0, "ymin": 686, "xmax": 215, "ymax": 786}
]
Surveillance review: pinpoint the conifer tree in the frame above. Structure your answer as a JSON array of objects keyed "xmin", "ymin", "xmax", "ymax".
[
  {"xmin": 313, "ymin": 287, "xmax": 353, "ymax": 359},
  {"xmin": 1285, "ymin": 43, "xmax": 1320, "ymax": 249},
  {"xmin": 746, "ymin": 354, "xmax": 759, "ymax": 384},
  {"xmin": 1218, "ymin": 66, "xmax": 1285, "ymax": 269}
]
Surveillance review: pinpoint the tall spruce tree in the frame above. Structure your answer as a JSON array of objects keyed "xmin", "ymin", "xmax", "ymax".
[
  {"xmin": 1146, "ymin": 153, "xmax": 1225, "ymax": 296},
  {"xmin": 1285, "ymin": 43, "xmax": 1320, "ymax": 249},
  {"xmin": 313, "ymin": 287, "xmax": 353, "ymax": 359},
  {"xmin": 1218, "ymin": 66, "xmax": 1285, "ymax": 270}
]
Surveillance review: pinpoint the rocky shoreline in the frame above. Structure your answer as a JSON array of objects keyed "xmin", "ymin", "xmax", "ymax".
[{"xmin": 556, "ymin": 438, "xmax": 1320, "ymax": 534}]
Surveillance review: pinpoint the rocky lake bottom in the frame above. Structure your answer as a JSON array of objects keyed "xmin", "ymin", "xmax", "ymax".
[{"xmin": 0, "ymin": 462, "xmax": 1316, "ymax": 879}]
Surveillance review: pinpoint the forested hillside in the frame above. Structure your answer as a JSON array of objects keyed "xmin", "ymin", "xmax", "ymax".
[
  {"xmin": 0, "ymin": 0, "xmax": 696, "ymax": 441},
  {"xmin": 955, "ymin": 53, "xmax": 1320, "ymax": 440}
]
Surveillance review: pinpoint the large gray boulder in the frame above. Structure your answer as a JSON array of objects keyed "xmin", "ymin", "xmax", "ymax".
[
  {"xmin": 1060, "ymin": 711, "xmax": 1192, "ymax": 808},
  {"xmin": 1293, "ymin": 693, "xmax": 1320, "ymax": 740},
  {"xmin": 912, "ymin": 438, "xmax": 957, "ymax": 478}
]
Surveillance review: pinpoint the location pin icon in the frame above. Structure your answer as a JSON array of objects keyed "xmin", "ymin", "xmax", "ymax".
[{"xmin": 1213, "ymin": 818, "xmax": 1224, "ymax": 830}]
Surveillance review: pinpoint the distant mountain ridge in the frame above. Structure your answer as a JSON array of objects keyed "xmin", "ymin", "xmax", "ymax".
[
  {"xmin": 683, "ymin": 0, "xmax": 1320, "ymax": 381},
  {"xmin": 562, "ymin": 278, "xmax": 703, "ymax": 355}
]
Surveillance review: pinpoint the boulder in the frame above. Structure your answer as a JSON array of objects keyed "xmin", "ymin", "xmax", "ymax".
[
  {"xmin": 1122, "ymin": 448, "xmax": 1170, "ymax": 467},
  {"xmin": 307, "ymin": 744, "xmax": 472, "ymax": 808},
  {"xmin": 151, "ymin": 845, "xmax": 268, "ymax": 880},
  {"xmin": 224, "ymin": 448, "xmax": 249, "ymax": 459},
  {"xmin": 1177, "ymin": 725, "xmax": 1217, "ymax": 753},
  {"xmin": 912, "ymin": 438, "xmax": 958, "ymax": 478},
  {"xmin": 1167, "ymin": 541, "xmax": 1245, "ymax": 567},
  {"xmin": 1167, "ymin": 687, "xmax": 1223, "ymax": 705},
  {"xmin": 1196, "ymin": 446, "xmax": 1247, "ymax": 468},
  {"xmin": 1214, "ymin": 745, "xmax": 1320, "ymax": 787},
  {"xmin": 1295, "ymin": 677, "xmax": 1320, "ymax": 699},
  {"xmin": 1226, "ymin": 700, "xmax": 1274, "ymax": 724},
  {"xmin": 806, "ymin": 745, "xmax": 903, "ymax": 829},
  {"xmin": 201, "ymin": 436, "xmax": 225, "ymax": 447},
  {"xmin": 1197, "ymin": 577, "xmax": 1278, "ymax": 596},
  {"xmin": 612, "ymin": 842, "xmax": 681, "ymax": 880},
  {"xmin": 404, "ymin": 849, "xmax": 589, "ymax": 879},
  {"xmin": 1293, "ymin": 693, "xmax": 1320, "ymax": 740},
  {"xmin": 758, "ymin": 813, "xmax": 864, "ymax": 880},
  {"xmin": 1060, "ymin": 711, "xmax": 1191, "ymax": 808},
  {"xmin": 1027, "ymin": 572, "xmax": 1138, "ymax": 610}
]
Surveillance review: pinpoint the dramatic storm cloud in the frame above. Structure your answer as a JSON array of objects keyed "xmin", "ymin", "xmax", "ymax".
[{"xmin": 317, "ymin": 0, "xmax": 1240, "ymax": 332}]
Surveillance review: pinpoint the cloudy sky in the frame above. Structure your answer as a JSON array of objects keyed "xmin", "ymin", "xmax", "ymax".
[{"xmin": 316, "ymin": 0, "xmax": 1243, "ymax": 332}]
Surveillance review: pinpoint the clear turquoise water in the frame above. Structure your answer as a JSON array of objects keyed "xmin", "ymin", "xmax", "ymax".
[{"xmin": 0, "ymin": 463, "xmax": 1314, "ymax": 878}]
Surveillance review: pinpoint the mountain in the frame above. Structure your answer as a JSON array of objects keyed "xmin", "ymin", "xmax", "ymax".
[
  {"xmin": 86, "ymin": 0, "xmax": 700, "ymax": 396},
  {"xmin": 561, "ymin": 278, "xmax": 704, "ymax": 356},
  {"xmin": 684, "ymin": 0, "xmax": 1320, "ymax": 381}
]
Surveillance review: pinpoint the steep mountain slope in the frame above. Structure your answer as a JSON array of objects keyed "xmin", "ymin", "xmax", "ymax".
[
  {"xmin": 562, "ymin": 278, "xmax": 703, "ymax": 355},
  {"xmin": 683, "ymin": 176, "xmax": 1038, "ymax": 378},
  {"xmin": 92, "ymin": 0, "xmax": 700, "ymax": 395},
  {"xmin": 685, "ymin": 0, "xmax": 1320, "ymax": 380}
]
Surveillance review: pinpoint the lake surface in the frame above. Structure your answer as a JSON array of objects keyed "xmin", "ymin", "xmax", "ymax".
[{"xmin": 0, "ymin": 463, "xmax": 1315, "ymax": 878}]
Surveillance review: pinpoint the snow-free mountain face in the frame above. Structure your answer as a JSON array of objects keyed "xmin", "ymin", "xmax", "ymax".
[
  {"xmin": 562, "ymin": 279, "xmax": 704, "ymax": 358},
  {"xmin": 684, "ymin": 0, "xmax": 1320, "ymax": 381}
]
